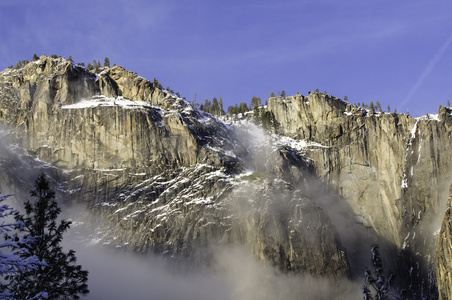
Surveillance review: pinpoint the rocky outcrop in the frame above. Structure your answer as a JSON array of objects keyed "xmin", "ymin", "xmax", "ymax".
[
  {"xmin": 84, "ymin": 162, "xmax": 349, "ymax": 277},
  {"xmin": 268, "ymin": 93, "xmax": 452, "ymax": 293},
  {"xmin": 0, "ymin": 56, "xmax": 240, "ymax": 172},
  {"xmin": 268, "ymin": 93, "xmax": 411, "ymax": 243},
  {"xmin": 97, "ymin": 66, "xmax": 167, "ymax": 107},
  {"xmin": 436, "ymin": 185, "xmax": 452, "ymax": 300},
  {"xmin": 4, "ymin": 55, "xmax": 452, "ymax": 292},
  {"xmin": 0, "ymin": 56, "xmax": 350, "ymax": 279},
  {"xmin": 268, "ymin": 93, "xmax": 452, "ymax": 242}
]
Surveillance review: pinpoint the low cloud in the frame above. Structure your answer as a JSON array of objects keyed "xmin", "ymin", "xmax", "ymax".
[
  {"xmin": 65, "ymin": 237, "xmax": 362, "ymax": 300},
  {"xmin": 64, "ymin": 240, "xmax": 231, "ymax": 300}
]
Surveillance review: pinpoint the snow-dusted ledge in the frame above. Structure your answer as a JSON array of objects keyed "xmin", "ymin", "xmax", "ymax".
[{"xmin": 61, "ymin": 95, "xmax": 154, "ymax": 110}]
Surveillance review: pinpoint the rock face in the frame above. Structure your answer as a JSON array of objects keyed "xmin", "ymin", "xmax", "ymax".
[
  {"xmin": 0, "ymin": 56, "xmax": 240, "ymax": 172},
  {"xmin": 2, "ymin": 56, "xmax": 452, "ymax": 294},
  {"xmin": 436, "ymin": 185, "xmax": 452, "ymax": 300},
  {"xmin": 268, "ymin": 93, "xmax": 452, "ymax": 243},
  {"xmin": 267, "ymin": 93, "xmax": 452, "ymax": 294},
  {"xmin": 0, "ymin": 56, "xmax": 349, "ymax": 279}
]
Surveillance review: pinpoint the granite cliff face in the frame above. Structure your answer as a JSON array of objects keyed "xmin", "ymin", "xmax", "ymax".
[
  {"xmin": 269, "ymin": 94, "xmax": 452, "ymax": 239},
  {"xmin": 0, "ymin": 56, "xmax": 349, "ymax": 280},
  {"xmin": 0, "ymin": 56, "xmax": 239, "ymax": 172},
  {"xmin": 1, "ymin": 56, "xmax": 452, "ymax": 296},
  {"xmin": 267, "ymin": 93, "xmax": 452, "ymax": 294},
  {"xmin": 436, "ymin": 185, "xmax": 452, "ymax": 300}
]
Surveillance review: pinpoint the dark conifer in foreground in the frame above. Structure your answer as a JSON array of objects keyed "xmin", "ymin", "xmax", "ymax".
[
  {"xmin": 6, "ymin": 174, "xmax": 89, "ymax": 300},
  {"xmin": 0, "ymin": 194, "xmax": 46, "ymax": 299},
  {"xmin": 362, "ymin": 245, "xmax": 405, "ymax": 300}
]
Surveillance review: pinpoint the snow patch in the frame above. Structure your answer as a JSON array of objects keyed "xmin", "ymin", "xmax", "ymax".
[
  {"xmin": 273, "ymin": 134, "xmax": 328, "ymax": 152},
  {"xmin": 402, "ymin": 232, "xmax": 411, "ymax": 249},
  {"xmin": 401, "ymin": 178, "xmax": 408, "ymax": 189},
  {"xmin": 410, "ymin": 119, "xmax": 418, "ymax": 139},
  {"xmin": 94, "ymin": 168, "xmax": 125, "ymax": 172},
  {"xmin": 402, "ymin": 119, "xmax": 420, "ymax": 189},
  {"xmin": 62, "ymin": 95, "xmax": 158, "ymax": 110},
  {"xmin": 417, "ymin": 113, "xmax": 440, "ymax": 121}
]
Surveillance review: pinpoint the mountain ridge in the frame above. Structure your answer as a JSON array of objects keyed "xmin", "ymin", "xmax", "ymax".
[{"xmin": 1, "ymin": 55, "xmax": 452, "ymax": 298}]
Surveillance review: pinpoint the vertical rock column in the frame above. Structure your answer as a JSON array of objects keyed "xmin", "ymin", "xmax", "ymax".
[{"xmin": 436, "ymin": 184, "xmax": 452, "ymax": 300}]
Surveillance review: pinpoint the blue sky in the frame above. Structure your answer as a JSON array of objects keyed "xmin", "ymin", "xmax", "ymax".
[{"xmin": 1, "ymin": 0, "xmax": 451, "ymax": 116}]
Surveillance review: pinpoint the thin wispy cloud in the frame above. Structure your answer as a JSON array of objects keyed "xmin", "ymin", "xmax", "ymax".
[{"xmin": 399, "ymin": 33, "xmax": 452, "ymax": 111}]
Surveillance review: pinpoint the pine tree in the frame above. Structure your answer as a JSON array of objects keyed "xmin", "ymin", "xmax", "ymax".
[
  {"xmin": 376, "ymin": 101, "xmax": 381, "ymax": 112},
  {"xmin": 6, "ymin": 174, "xmax": 89, "ymax": 299},
  {"xmin": 0, "ymin": 193, "xmax": 46, "ymax": 299},
  {"xmin": 251, "ymin": 96, "xmax": 261, "ymax": 110},
  {"xmin": 212, "ymin": 97, "xmax": 219, "ymax": 115},
  {"xmin": 362, "ymin": 245, "xmax": 398, "ymax": 300},
  {"xmin": 203, "ymin": 99, "xmax": 212, "ymax": 114},
  {"xmin": 227, "ymin": 105, "xmax": 234, "ymax": 115},
  {"xmin": 280, "ymin": 90, "xmax": 286, "ymax": 97},
  {"xmin": 104, "ymin": 57, "xmax": 110, "ymax": 68},
  {"xmin": 33, "ymin": 53, "xmax": 39, "ymax": 61},
  {"xmin": 239, "ymin": 102, "xmax": 248, "ymax": 114},
  {"xmin": 369, "ymin": 101, "xmax": 375, "ymax": 113},
  {"xmin": 219, "ymin": 95, "xmax": 224, "ymax": 116},
  {"xmin": 153, "ymin": 78, "xmax": 163, "ymax": 90}
]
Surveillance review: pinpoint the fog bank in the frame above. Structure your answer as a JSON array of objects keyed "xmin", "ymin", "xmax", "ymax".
[{"xmin": 64, "ymin": 235, "xmax": 362, "ymax": 300}]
